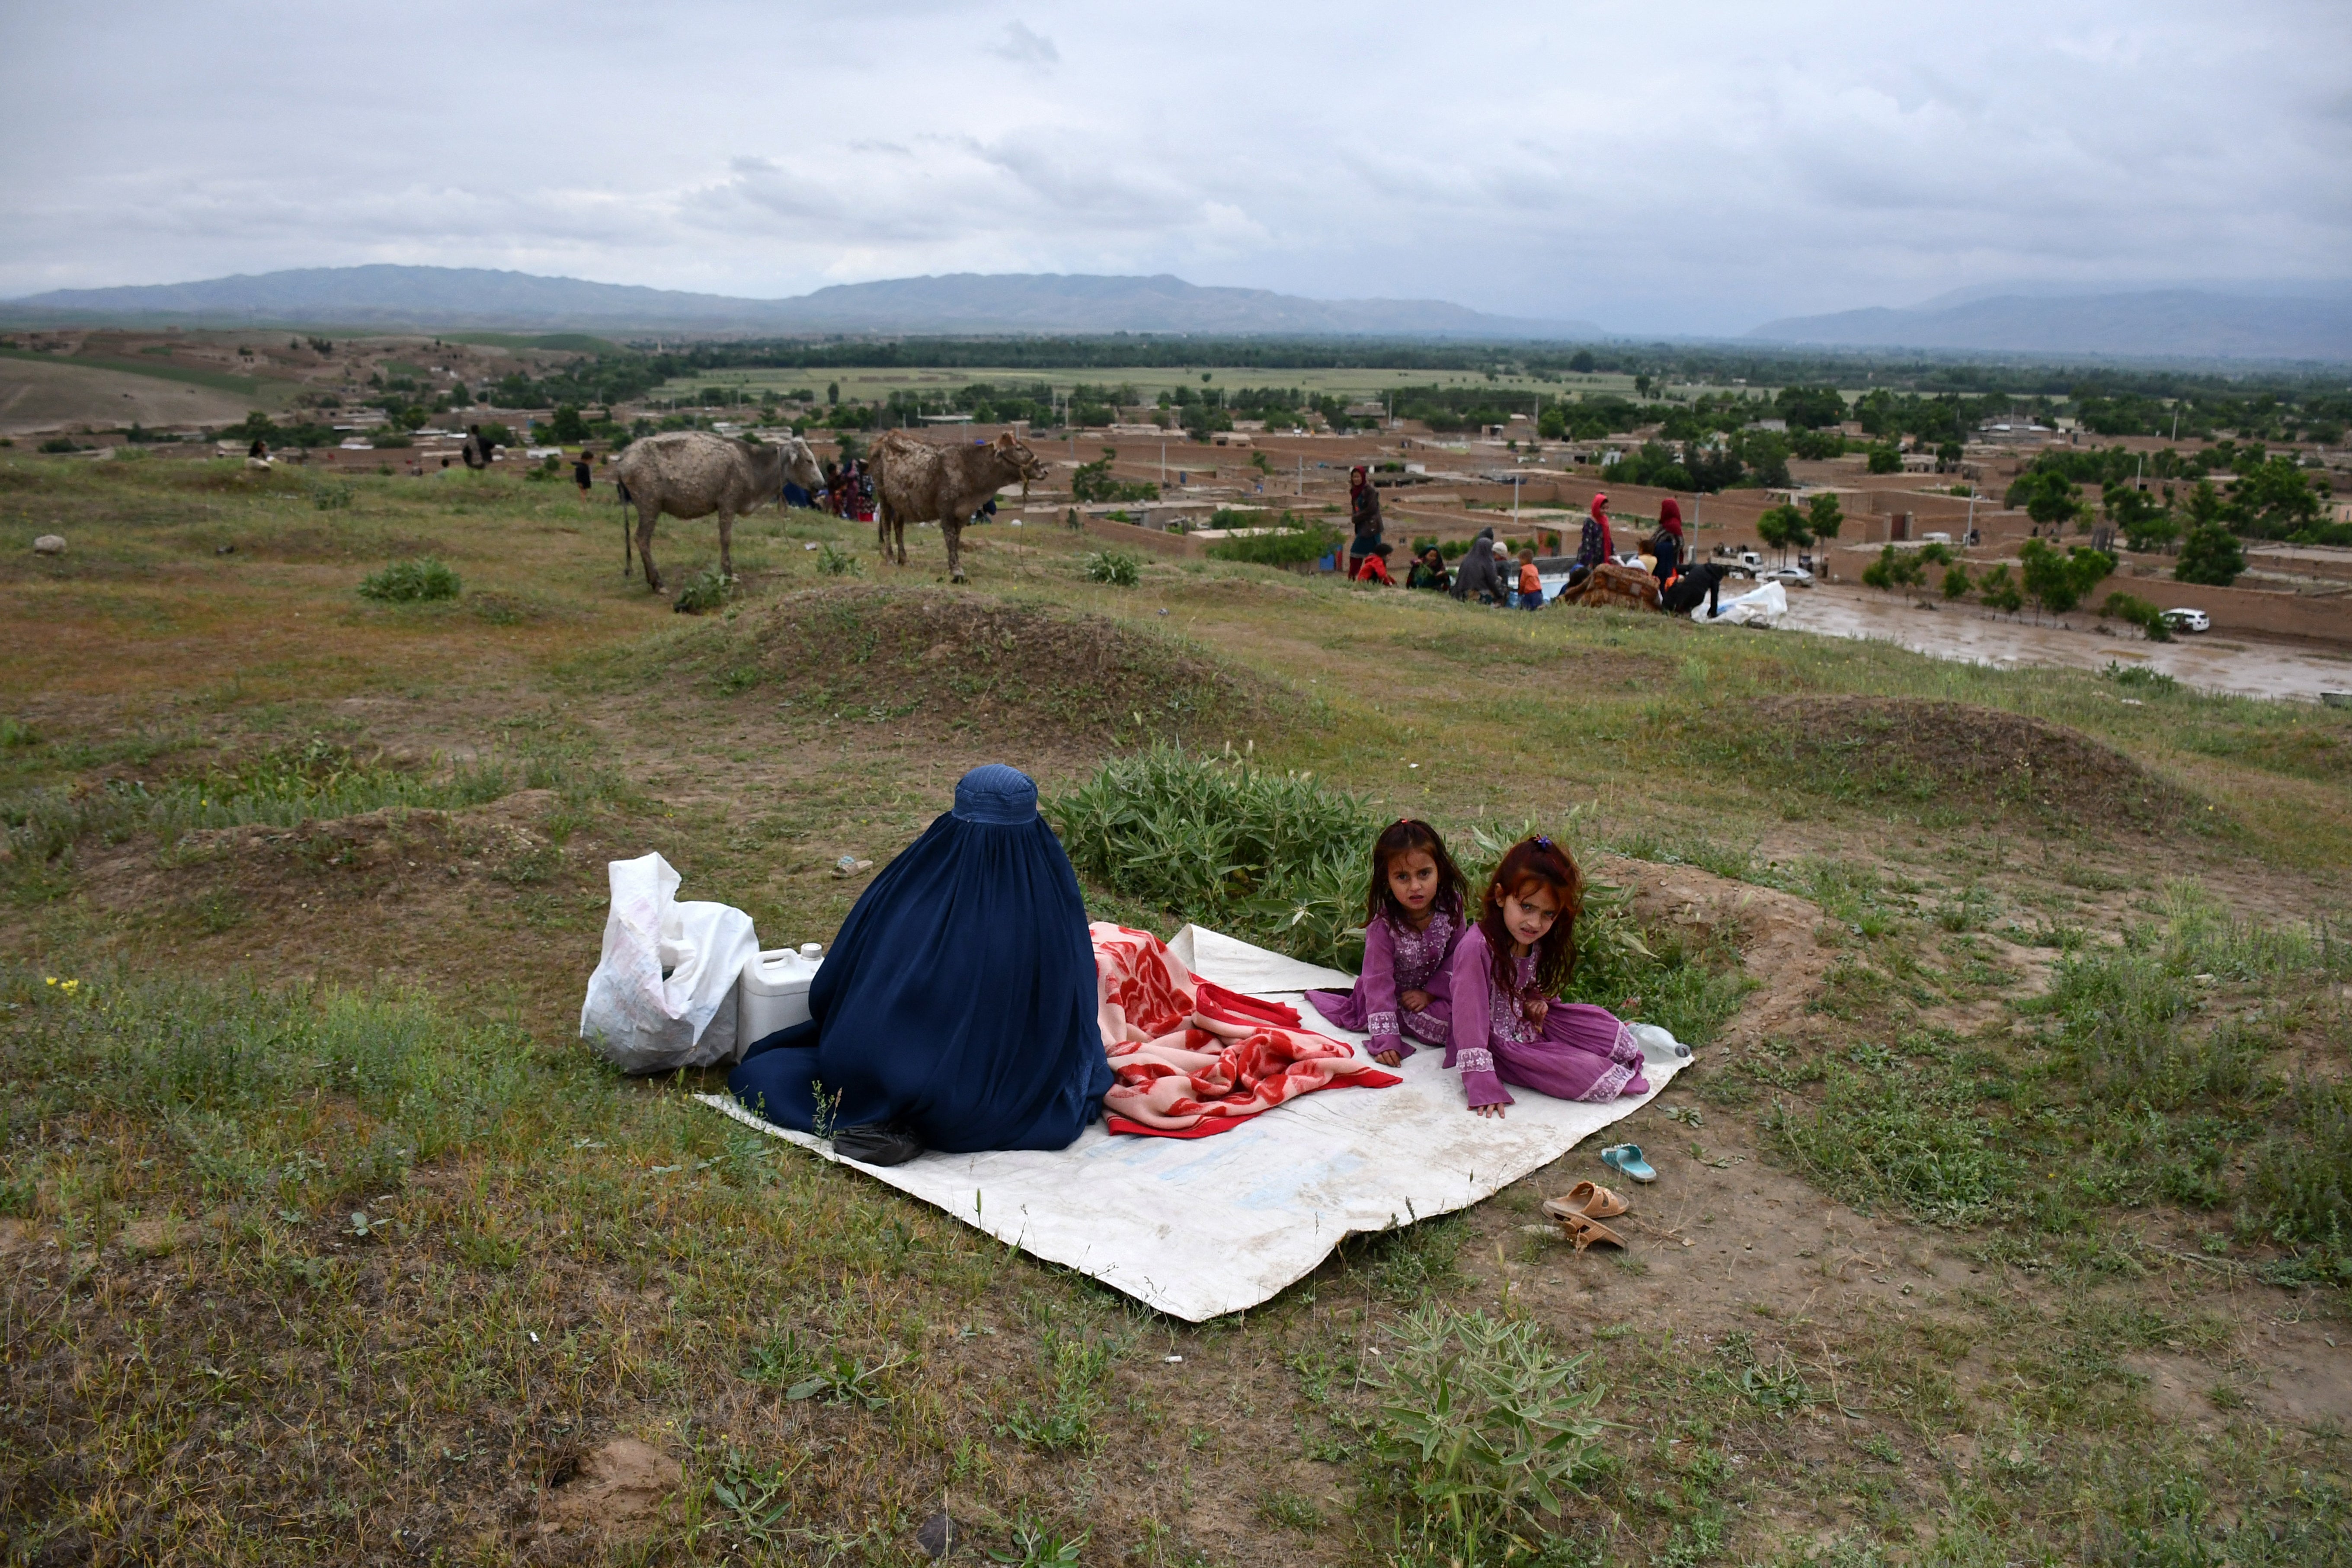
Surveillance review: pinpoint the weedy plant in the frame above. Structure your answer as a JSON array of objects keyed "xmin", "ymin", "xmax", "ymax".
[
  {"xmin": 1000, "ymin": 1325, "xmax": 1117, "ymax": 1454},
  {"xmin": 357, "ymin": 557, "xmax": 460, "ymax": 603},
  {"xmin": 671, "ymin": 564, "xmax": 733, "ymax": 615},
  {"xmin": 1082, "ymin": 548, "xmax": 1142, "ymax": 587},
  {"xmin": 1366, "ymin": 1307, "xmax": 1606, "ymax": 1559},
  {"xmin": 817, "ymin": 543, "xmax": 861, "ymax": 578},
  {"xmin": 1045, "ymin": 745, "xmax": 1373, "ymax": 966},
  {"xmin": 986, "ymin": 1517, "xmax": 1086, "ymax": 1566},
  {"xmin": 309, "ymin": 480, "xmax": 356, "ymax": 512}
]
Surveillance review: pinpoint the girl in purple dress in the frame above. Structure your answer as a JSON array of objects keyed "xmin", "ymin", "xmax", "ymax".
[
  {"xmin": 1306, "ymin": 819, "xmax": 1469, "ymax": 1067},
  {"xmin": 1446, "ymin": 835, "xmax": 1649, "ymax": 1119}
]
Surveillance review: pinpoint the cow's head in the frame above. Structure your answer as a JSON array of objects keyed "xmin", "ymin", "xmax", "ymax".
[{"xmin": 992, "ymin": 431, "xmax": 1049, "ymax": 486}]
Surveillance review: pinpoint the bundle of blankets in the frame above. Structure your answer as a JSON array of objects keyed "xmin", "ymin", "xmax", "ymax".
[{"xmin": 1091, "ymin": 925, "xmax": 1399, "ymax": 1137}]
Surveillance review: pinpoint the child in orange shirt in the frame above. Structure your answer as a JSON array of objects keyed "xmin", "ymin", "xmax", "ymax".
[{"xmin": 1516, "ymin": 548, "xmax": 1544, "ymax": 610}]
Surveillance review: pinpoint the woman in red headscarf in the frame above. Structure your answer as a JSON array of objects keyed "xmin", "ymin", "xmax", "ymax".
[
  {"xmin": 1651, "ymin": 496, "xmax": 1685, "ymax": 584},
  {"xmin": 1575, "ymin": 492, "xmax": 1614, "ymax": 574}
]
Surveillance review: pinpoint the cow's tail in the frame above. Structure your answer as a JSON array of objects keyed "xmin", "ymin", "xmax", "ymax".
[{"xmin": 617, "ymin": 478, "xmax": 634, "ymax": 578}]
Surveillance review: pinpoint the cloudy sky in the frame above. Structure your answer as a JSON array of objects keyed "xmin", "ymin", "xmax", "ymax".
[{"xmin": 2, "ymin": 0, "xmax": 2346, "ymax": 332}]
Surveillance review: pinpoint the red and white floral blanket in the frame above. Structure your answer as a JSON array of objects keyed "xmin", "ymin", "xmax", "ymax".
[{"xmin": 1091, "ymin": 924, "xmax": 1399, "ymax": 1137}]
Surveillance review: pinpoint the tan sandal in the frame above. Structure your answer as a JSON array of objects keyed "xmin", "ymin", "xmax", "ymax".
[
  {"xmin": 1550, "ymin": 1209, "xmax": 1625, "ymax": 1252},
  {"xmin": 1543, "ymin": 1181, "xmax": 1629, "ymax": 1222}
]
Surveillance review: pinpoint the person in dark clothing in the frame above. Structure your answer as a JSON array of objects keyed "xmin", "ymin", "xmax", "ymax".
[
  {"xmin": 1650, "ymin": 496, "xmax": 1685, "ymax": 584},
  {"xmin": 461, "ymin": 424, "xmax": 493, "ymax": 470},
  {"xmin": 247, "ymin": 437, "xmax": 269, "ymax": 461},
  {"xmin": 726, "ymin": 764, "xmax": 1113, "ymax": 1160},
  {"xmin": 1408, "ymin": 547, "xmax": 1451, "ymax": 592},
  {"xmin": 573, "ymin": 451, "xmax": 594, "ymax": 498},
  {"xmin": 1450, "ymin": 525, "xmax": 1504, "ymax": 604},
  {"xmin": 1575, "ymin": 493, "xmax": 1615, "ymax": 571},
  {"xmin": 1347, "ymin": 465, "xmax": 1385, "ymax": 579},
  {"xmin": 1660, "ymin": 561, "xmax": 1735, "ymax": 618}
]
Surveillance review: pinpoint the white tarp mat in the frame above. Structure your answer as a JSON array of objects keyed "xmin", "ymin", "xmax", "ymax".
[
  {"xmin": 695, "ymin": 925, "xmax": 1686, "ymax": 1322},
  {"xmin": 1693, "ymin": 578, "xmax": 1788, "ymax": 627}
]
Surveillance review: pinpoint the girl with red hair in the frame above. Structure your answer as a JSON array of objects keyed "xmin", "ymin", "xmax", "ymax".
[{"xmin": 1443, "ymin": 835, "xmax": 1649, "ymax": 1118}]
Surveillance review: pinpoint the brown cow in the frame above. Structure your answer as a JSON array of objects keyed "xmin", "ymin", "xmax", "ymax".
[{"xmin": 868, "ymin": 430, "xmax": 1048, "ymax": 582}]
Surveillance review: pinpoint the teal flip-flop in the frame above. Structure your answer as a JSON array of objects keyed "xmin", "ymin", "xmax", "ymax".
[{"xmin": 1600, "ymin": 1143, "xmax": 1656, "ymax": 1184}]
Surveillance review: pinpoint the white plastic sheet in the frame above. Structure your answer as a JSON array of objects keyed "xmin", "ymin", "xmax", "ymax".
[
  {"xmin": 580, "ymin": 852, "xmax": 758, "ymax": 1074},
  {"xmin": 1693, "ymin": 579, "xmax": 1788, "ymax": 627},
  {"xmin": 698, "ymin": 925, "xmax": 1687, "ymax": 1321}
]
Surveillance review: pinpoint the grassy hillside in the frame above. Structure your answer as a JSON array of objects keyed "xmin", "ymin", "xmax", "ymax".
[{"xmin": 1, "ymin": 451, "xmax": 2346, "ymax": 1566}]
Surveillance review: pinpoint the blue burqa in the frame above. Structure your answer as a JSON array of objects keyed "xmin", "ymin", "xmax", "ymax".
[{"xmin": 727, "ymin": 764, "xmax": 1111, "ymax": 1153}]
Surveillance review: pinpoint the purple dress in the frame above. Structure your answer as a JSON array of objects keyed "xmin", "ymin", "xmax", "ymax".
[
  {"xmin": 1305, "ymin": 906, "xmax": 1462, "ymax": 1060},
  {"xmin": 1444, "ymin": 925, "xmax": 1648, "ymax": 1110}
]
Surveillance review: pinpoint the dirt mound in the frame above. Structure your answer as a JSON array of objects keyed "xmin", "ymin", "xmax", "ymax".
[
  {"xmin": 743, "ymin": 586, "xmax": 1279, "ymax": 745},
  {"xmin": 1723, "ymin": 697, "xmax": 2192, "ymax": 830}
]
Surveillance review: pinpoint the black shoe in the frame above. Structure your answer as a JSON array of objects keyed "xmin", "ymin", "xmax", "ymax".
[{"xmin": 833, "ymin": 1121, "xmax": 924, "ymax": 1166}]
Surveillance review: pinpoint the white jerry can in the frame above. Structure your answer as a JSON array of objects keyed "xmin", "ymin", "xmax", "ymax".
[{"xmin": 738, "ymin": 944, "xmax": 825, "ymax": 1050}]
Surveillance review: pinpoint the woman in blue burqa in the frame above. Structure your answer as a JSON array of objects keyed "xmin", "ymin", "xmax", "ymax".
[{"xmin": 727, "ymin": 764, "xmax": 1111, "ymax": 1164}]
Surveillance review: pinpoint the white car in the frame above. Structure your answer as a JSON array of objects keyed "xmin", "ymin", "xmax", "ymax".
[
  {"xmin": 1762, "ymin": 565, "xmax": 1814, "ymax": 585},
  {"xmin": 2162, "ymin": 607, "xmax": 2211, "ymax": 634}
]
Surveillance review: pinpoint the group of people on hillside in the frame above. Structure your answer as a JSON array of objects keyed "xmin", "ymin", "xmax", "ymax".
[
  {"xmin": 725, "ymin": 765, "xmax": 1659, "ymax": 1164},
  {"xmin": 1342, "ymin": 464, "xmax": 1692, "ymax": 611}
]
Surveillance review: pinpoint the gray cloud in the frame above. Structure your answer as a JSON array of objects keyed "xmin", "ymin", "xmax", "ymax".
[
  {"xmin": 0, "ymin": 0, "xmax": 2343, "ymax": 332},
  {"xmin": 988, "ymin": 20, "xmax": 1059, "ymax": 66}
]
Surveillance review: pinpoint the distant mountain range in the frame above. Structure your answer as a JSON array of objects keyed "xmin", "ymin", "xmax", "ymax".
[
  {"xmin": 0, "ymin": 265, "xmax": 1596, "ymax": 339},
  {"xmin": 1749, "ymin": 289, "xmax": 2352, "ymax": 362}
]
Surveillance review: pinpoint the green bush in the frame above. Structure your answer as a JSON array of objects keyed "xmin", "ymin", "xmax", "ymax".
[
  {"xmin": 1941, "ymin": 564, "xmax": 1973, "ymax": 600},
  {"xmin": 2100, "ymin": 590, "xmax": 2172, "ymax": 641},
  {"xmin": 309, "ymin": 481, "xmax": 355, "ymax": 512},
  {"xmin": 672, "ymin": 565, "xmax": 733, "ymax": 614},
  {"xmin": 357, "ymin": 558, "xmax": 460, "ymax": 603},
  {"xmin": 1205, "ymin": 522, "xmax": 1341, "ymax": 567},
  {"xmin": 38, "ymin": 436, "xmax": 81, "ymax": 454},
  {"xmin": 1082, "ymin": 549, "xmax": 1142, "ymax": 587},
  {"xmin": 1045, "ymin": 747, "xmax": 1374, "ymax": 967},
  {"xmin": 816, "ymin": 544, "xmax": 860, "ymax": 578}
]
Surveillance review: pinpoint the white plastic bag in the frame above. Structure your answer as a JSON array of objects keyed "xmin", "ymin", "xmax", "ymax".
[
  {"xmin": 579, "ymin": 852, "xmax": 759, "ymax": 1074},
  {"xmin": 1693, "ymin": 579, "xmax": 1788, "ymax": 627}
]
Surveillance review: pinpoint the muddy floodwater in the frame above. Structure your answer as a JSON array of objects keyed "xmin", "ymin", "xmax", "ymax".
[{"xmin": 1770, "ymin": 582, "xmax": 2351, "ymax": 702}]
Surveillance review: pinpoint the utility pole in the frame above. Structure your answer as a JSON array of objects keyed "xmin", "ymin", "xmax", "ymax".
[
  {"xmin": 1297, "ymin": 454, "xmax": 1303, "ymax": 497},
  {"xmin": 1160, "ymin": 442, "xmax": 1166, "ymax": 486}
]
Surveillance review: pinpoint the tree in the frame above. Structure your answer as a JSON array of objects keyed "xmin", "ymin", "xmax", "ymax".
[
  {"xmin": 2007, "ymin": 470, "xmax": 2086, "ymax": 532},
  {"xmin": 1861, "ymin": 544, "xmax": 1924, "ymax": 595},
  {"xmin": 2018, "ymin": 539, "xmax": 2114, "ymax": 617},
  {"xmin": 1736, "ymin": 431, "xmax": 1792, "ymax": 488},
  {"xmin": 549, "ymin": 404, "xmax": 591, "ymax": 443},
  {"xmin": 2103, "ymin": 485, "xmax": 2177, "ymax": 553},
  {"xmin": 1634, "ymin": 373, "xmax": 1652, "ymax": 397},
  {"xmin": 1936, "ymin": 440, "xmax": 1964, "ymax": 468},
  {"xmin": 826, "ymin": 381, "xmax": 840, "ymax": 406},
  {"xmin": 1756, "ymin": 504, "xmax": 1813, "ymax": 566},
  {"xmin": 1979, "ymin": 563, "xmax": 2024, "ymax": 614},
  {"xmin": 1942, "ymin": 563, "xmax": 1973, "ymax": 599},
  {"xmin": 2224, "ymin": 455, "xmax": 2322, "ymax": 539},
  {"xmin": 1806, "ymin": 492, "xmax": 1845, "ymax": 545},
  {"xmin": 1773, "ymin": 385, "xmax": 1847, "ymax": 430},
  {"xmin": 2175, "ymin": 522, "xmax": 2245, "ymax": 586},
  {"xmin": 1537, "ymin": 404, "xmax": 1566, "ymax": 440},
  {"xmin": 1569, "ymin": 350, "xmax": 1596, "ymax": 373},
  {"xmin": 1866, "ymin": 442, "xmax": 1900, "ymax": 474}
]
